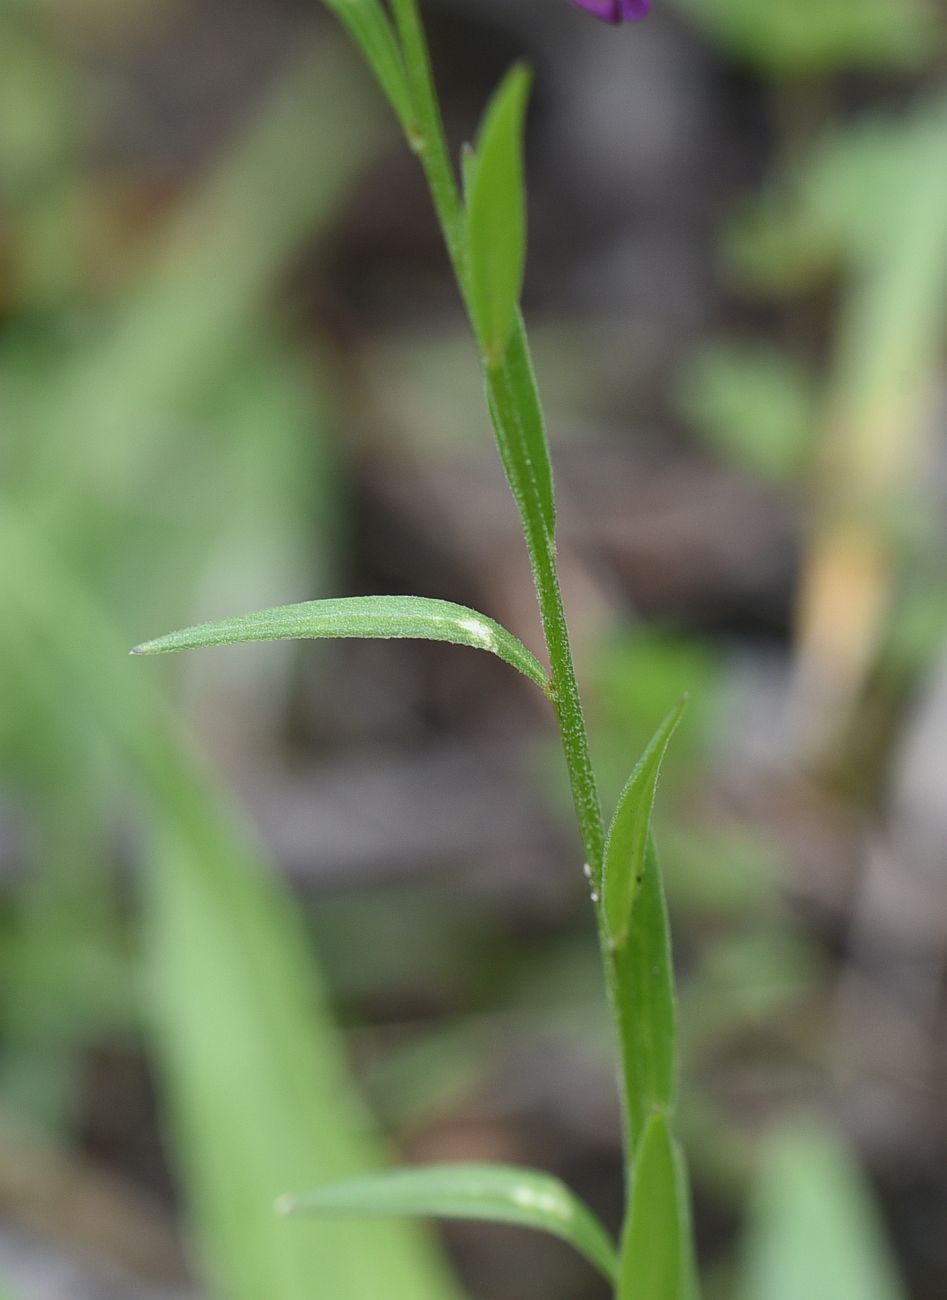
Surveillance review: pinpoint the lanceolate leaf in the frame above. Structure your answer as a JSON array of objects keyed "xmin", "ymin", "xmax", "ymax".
[
  {"xmin": 132, "ymin": 595, "xmax": 550, "ymax": 694},
  {"xmin": 466, "ymin": 65, "xmax": 531, "ymax": 362},
  {"xmin": 320, "ymin": 0, "xmax": 413, "ymax": 132},
  {"xmin": 613, "ymin": 837, "xmax": 678, "ymax": 1151},
  {"xmin": 281, "ymin": 1163, "xmax": 619, "ymax": 1284},
  {"xmin": 604, "ymin": 704, "xmax": 683, "ymax": 1160},
  {"xmin": 618, "ymin": 1112, "xmax": 689, "ymax": 1300},
  {"xmin": 604, "ymin": 698, "xmax": 687, "ymax": 949}
]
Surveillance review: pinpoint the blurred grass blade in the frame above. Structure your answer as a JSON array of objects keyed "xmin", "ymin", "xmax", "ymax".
[
  {"xmin": 0, "ymin": 514, "xmax": 461, "ymax": 1300},
  {"xmin": 148, "ymin": 810, "xmax": 458, "ymax": 1300},
  {"xmin": 282, "ymin": 1163, "xmax": 618, "ymax": 1283},
  {"xmin": 133, "ymin": 595, "xmax": 550, "ymax": 693},
  {"xmin": 466, "ymin": 65, "xmax": 531, "ymax": 362},
  {"xmin": 618, "ymin": 1113, "xmax": 689, "ymax": 1300},
  {"xmin": 740, "ymin": 1125, "xmax": 907, "ymax": 1300},
  {"xmin": 30, "ymin": 40, "xmax": 381, "ymax": 507},
  {"xmin": 613, "ymin": 837, "xmax": 678, "ymax": 1151},
  {"xmin": 604, "ymin": 699, "xmax": 686, "ymax": 949},
  {"xmin": 320, "ymin": 0, "xmax": 413, "ymax": 132}
]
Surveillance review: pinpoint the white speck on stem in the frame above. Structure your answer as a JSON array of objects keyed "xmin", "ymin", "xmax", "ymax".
[
  {"xmin": 582, "ymin": 863, "xmax": 592, "ymax": 880},
  {"xmin": 274, "ymin": 1195, "xmax": 296, "ymax": 1216}
]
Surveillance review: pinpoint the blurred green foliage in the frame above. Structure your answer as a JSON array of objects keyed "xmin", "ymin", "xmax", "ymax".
[
  {"xmin": 740, "ymin": 1125, "xmax": 906, "ymax": 1300},
  {"xmin": 670, "ymin": 0, "xmax": 937, "ymax": 75},
  {"xmin": 0, "ymin": 8, "xmax": 459, "ymax": 1297},
  {"xmin": 668, "ymin": 2, "xmax": 947, "ymax": 1288},
  {"xmin": 675, "ymin": 344, "xmax": 817, "ymax": 484}
]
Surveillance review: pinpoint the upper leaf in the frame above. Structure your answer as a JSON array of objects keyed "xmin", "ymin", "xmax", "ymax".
[
  {"xmin": 466, "ymin": 65, "xmax": 531, "ymax": 363},
  {"xmin": 604, "ymin": 698, "xmax": 686, "ymax": 948},
  {"xmin": 133, "ymin": 595, "xmax": 550, "ymax": 694},
  {"xmin": 280, "ymin": 1162, "xmax": 618, "ymax": 1283}
]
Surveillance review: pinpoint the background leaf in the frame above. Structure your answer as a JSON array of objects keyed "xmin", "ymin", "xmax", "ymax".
[
  {"xmin": 1, "ymin": 512, "xmax": 461, "ymax": 1300},
  {"xmin": 133, "ymin": 595, "xmax": 550, "ymax": 693},
  {"xmin": 740, "ymin": 1124, "xmax": 907, "ymax": 1300},
  {"xmin": 283, "ymin": 1162, "xmax": 618, "ymax": 1284},
  {"xmin": 668, "ymin": 0, "xmax": 934, "ymax": 75},
  {"xmin": 674, "ymin": 344, "xmax": 818, "ymax": 483}
]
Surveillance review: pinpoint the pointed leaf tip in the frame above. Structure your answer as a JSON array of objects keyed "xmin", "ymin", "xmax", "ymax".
[
  {"xmin": 604, "ymin": 697, "xmax": 686, "ymax": 948},
  {"xmin": 283, "ymin": 1163, "xmax": 618, "ymax": 1282}
]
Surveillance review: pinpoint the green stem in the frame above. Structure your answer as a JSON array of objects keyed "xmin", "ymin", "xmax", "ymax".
[
  {"xmin": 384, "ymin": 5, "xmax": 651, "ymax": 1190},
  {"xmin": 389, "ymin": 0, "xmax": 606, "ymax": 881},
  {"xmin": 390, "ymin": 0, "xmax": 468, "ymax": 290},
  {"xmin": 382, "ymin": 3, "xmax": 670, "ymax": 1216},
  {"xmin": 485, "ymin": 353, "xmax": 605, "ymax": 878}
]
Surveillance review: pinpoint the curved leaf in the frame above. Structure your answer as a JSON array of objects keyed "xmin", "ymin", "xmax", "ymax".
[
  {"xmin": 280, "ymin": 1162, "xmax": 618, "ymax": 1283},
  {"xmin": 604, "ymin": 698, "xmax": 686, "ymax": 949},
  {"xmin": 132, "ymin": 595, "xmax": 550, "ymax": 694}
]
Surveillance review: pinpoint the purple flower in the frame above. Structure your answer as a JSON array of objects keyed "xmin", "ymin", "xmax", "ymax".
[{"xmin": 570, "ymin": 0, "xmax": 651, "ymax": 21}]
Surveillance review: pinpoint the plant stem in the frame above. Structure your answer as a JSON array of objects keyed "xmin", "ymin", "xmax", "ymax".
[
  {"xmin": 390, "ymin": 0, "xmax": 468, "ymax": 290},
  {"xmin": 389, "ymin": 4, "xmax": 646, "ymax": 1191},
  {"xmin": 389, "ymin": 0, "xmax": 607, "ymax": 882},
  {"xmin": 489, "ymin": 357, "xmax": 606, "ymax": 876}
]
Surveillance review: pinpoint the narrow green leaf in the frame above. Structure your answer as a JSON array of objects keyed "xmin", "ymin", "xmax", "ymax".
[
  {"xmin": 132, "ymin": 595, "xmax": 550, "ymax": 694},
  {"xmin": 740, "ymin": 1125, "xmax": 906, "ymax": 1300},
  {"xmin": 320, "ymin": 0, "xmax": 414, "ymax": 133},
  {"xmin": 281, "ymin": 1162, "xmax": 618, "ymax": 1284},
  {"xmin": 487, "ymin": 318, "xmax": 557, "ymax": 543},
  {"xmin": 604, "ymin": 698, "xmax": 687, "ymax": 949},
  {"xmin": 619, "ymin": 1113, "xmax": 689, "ymax": 1300},
  {"xmin": 613, "ymin": 837, "xmax": 678, "ymax": 1151},
  {"xmin": 466, "ymin": 65, "xmax": 531, "ymax": 362}
]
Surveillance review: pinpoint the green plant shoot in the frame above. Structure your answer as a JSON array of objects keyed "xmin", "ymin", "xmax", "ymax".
[{"xmin": 135, "ymin": 2, "xmax": 697, "ymax": 1295}]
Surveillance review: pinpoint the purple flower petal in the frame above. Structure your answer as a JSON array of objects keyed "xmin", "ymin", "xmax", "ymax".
[{"xmin": 570, "ymin": 0, "xmax": 651, "ymax": 21}]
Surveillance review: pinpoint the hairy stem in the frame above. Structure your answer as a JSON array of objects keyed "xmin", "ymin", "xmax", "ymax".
[
  {"xmin": 390, "ymin": 0, "xmax": 468, "ymax": 288},
  {"xmin": 386, "ymin": 2, "xmax": 646, "ymax": 1180}
]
